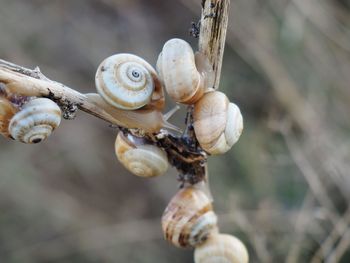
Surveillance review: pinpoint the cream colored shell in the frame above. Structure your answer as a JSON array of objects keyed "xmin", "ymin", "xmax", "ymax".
[
  {"xmin": 157, "ymin": 38, "xmax": 206, "ymax": 104},
  {"xmin": 0, "ymin": 97, "xmax": 17, "ymax": 138},
  {"xmin": 162, "ymin": 186, "xmax": 218, "ymax": 248},
  {"xmin": 193, "ymin": 91, "xmax": 243, "ymax": 155},
  {"xmin": 9, "ymin": 98, "xmax": 61, "ymax": 144},
  {"xmin": 96, "ymin": 54, "xmax": 160, "ymax": 110},
  {"xmin": 115, "ymin": 132, "xmax": 168, "ymax": 178},
  {"xmin": 194, "ymin": 233, "xmax": 249, "ymax": 263}
]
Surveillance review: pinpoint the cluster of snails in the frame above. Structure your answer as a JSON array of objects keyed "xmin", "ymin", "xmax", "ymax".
[
  {"xmin": 0, "ymin": 95, "xmax": 61, "ymax": 144},
  {"xmin": 93, "ymin": 38, "xmax": 248, "ymax": 262},
  {"xmin": 157, "ymin": 39, "xmax": 243, "ymax": 155},
  {"xmin": 93, "ymin": 38, "xmax": 243, "ymax": 171},
  {"xmin": 0, "ymin": 37, "xmax": 247, "ymax": 262}
]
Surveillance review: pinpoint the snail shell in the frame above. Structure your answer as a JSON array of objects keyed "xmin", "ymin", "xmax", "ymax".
[
  {"xmin": 115, "ymin": 132, "xmax": 169, "ymax": 178},
  {"xmin": 157, "ymin": 38, "xmax": 213, "ymax": 104},
  {"xmin": 0, "ymin": 97, "xmax": 17, "ymax": 138},
  {"xmin": 193, "ymin": 91, "xmax": 243, "ymax": 155},
  {"xmin": 162, "ymin": 186, "xmax": 218, "ymax": 248},
  {"xmin": 194, "ymin": 233, "xmax": 249, "ymax": 263},
  {"xmin": 9, "ymin": 98, "xmax": 62, "ymax": 144},
  {"xmin": 96, "ymin": 53, "xmax": 164, "ymax": 110}
]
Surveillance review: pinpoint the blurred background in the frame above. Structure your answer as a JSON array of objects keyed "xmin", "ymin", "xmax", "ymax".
[{"xmin": 0, "ymin": 0, "xmax": 349, "ymax": 262}]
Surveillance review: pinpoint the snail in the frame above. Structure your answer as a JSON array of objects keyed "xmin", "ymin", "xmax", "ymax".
[
  {"xmin": 95, "ymin": 53, "xmax": 164, "ymax": 111},
  {"xmin": 0, "ymin": 96, "xmax": 17, "ymax": 138},
  {"xmin": 194, "ymin": 233, "xmax": 249, "ymax": 263},
  {"xmin": 85, "ymin": 93, "xmax": 180, "ymax": 133},
  {"xmin": 115, "ymin": 132, "xmax": 169, "ymax": 178},
  {"xmin": 157, "ymin": 38, "xmax": 214, "ymax": 104},
  {"xmin": 9, "ymin": 98, "xmax": 62, "ymax": 144},
  {"xmin": 193, "ymin": 91, "xmax": 243, "ymax": 155},
  {"xmin": 162, "ymin": 186, "xmax": 218, "ymax": 248}
]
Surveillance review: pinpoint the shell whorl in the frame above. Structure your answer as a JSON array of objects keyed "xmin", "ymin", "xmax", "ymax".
[
  {"xmin": 194, "ymin": 233, "xmax": 249, "ymax": 263},
  {"xmin": 96, "ymin": 54, "xmax": 159, "ymax": 110},
  {"xmin": 162, "ymin": 186, "xmax": 218, "ymax": 248},
  {"xmin": 157, "ymin": 38, "xmax": 205, "ymax": 104},
  {"xmin": 115, "ymin": 132, "xmax": 169, "ymax": 178},
  {"xmin": 9, "ymin": 98, "xmax": 61, "ymax": 144},
  {"xmin": 193, "ymin": 91, "xmax": 243, "ymax": 155},
  {"xmin": 0, "ymin": 97, "xmax": 17, "ymax": 138}
]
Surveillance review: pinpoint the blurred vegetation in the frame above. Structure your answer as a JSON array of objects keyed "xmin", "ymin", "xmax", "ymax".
[{"xmin": 0, "ymin": 0, "xmax": 350, "ymax": 262}]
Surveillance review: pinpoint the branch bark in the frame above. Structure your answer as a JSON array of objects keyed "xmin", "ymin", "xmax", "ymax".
[{"xmin": 199, "ymin": 0, "xmax": 230, "ymax": 89}]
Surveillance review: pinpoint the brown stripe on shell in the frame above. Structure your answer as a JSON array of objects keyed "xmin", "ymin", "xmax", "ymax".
[
  {"xmin": 0, "ymin": 97, "xmax": 17, "ymax": 137},
  {"xmin": 161, "ymin": 187, "xmax": 218, "ymax": 248}
]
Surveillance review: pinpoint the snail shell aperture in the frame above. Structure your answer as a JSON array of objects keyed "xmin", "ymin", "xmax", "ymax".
[
  {"xmin": 115, "ymin": 132, "xmax": 169, "ymax": 178},
  {"xmin": 9, "ymin": 98, "xmax": 61, "ymax": 144},
  {"xmin": 193, "ymin": 91, "xmax": 243, "ymax": 155},
  {"xmin": 162, "ymin": 186, "xmax": 218, "ymax": 248}
]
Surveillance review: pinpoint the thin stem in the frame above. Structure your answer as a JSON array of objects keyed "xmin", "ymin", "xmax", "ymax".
[{"xmin": 199, "ymin": 0, "xmax": 230, "ymax": 89}]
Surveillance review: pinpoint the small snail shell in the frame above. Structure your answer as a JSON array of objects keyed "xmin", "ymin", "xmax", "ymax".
[
  {"xmin": 162, "ymin": 186, "xmax": 218, "ymax": 248},
  {"xmin": 194, "ymin": 233, "xmax": 249, "ymax": 263},
  {"xmin": 157, "ymin": 38, "xmax": 213, "ymax": 104},
  {"xmin": 115, "ymin": 132, "xmax": 169, "ymax": 178},
  {"xmin": 9, "ymin": 98, "xmax": 61, "ymax": 144},
  {"xmin": 193, "ymin": 91, "xmax": 243, "ymax": 155},
  {"xmin": 0, "ymin": 97, "xmax": 17, "ymax": 138},
  {"xmin": 96, "ymin": 53, "xmax": 164, "ymax": 110}
]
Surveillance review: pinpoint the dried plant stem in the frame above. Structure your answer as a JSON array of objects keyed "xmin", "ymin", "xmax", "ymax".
[
  {"xmin": 282, "ymin": 130, "xmax": 339, "ymax": 221},
  {"xmin": 286, "ymin": 193, "xmax": 315, "ymax": 263},
  {"xmin": 311, "ymin": 208, "xmax": 350, "ymax": 263},
  {"xmin": 199, "ymin": 0, "xmax": 230, "ymax": 89}
]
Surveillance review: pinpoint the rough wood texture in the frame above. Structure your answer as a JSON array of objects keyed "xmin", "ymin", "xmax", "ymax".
[{"xmin": 199, "ymin": 0, "xmax": 230, "ymax": 89}]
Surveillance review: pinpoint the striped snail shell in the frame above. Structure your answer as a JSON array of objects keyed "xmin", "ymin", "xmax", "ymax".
[
  {"xmin": 95, "ymin": 53, "xmax": 164, "ymax": 110},
  {"xmin": 9, "ymin": 98, "xmax": 61, "ymax": 144},
  {"xmin": 162, "ymin": 186, "xmax": 218, "ymax": 248},
  {"xmin": 0, "ymin": 96, "xmax": 17, "ymax": 138},
  {"xmin": 194, "ymin": 233, "xmax": 249, "ymax": 263},
  {"xmin": 193, "ymin": 91, "xmax": 243, "ymax": 155},
  {"xmin": 115, "ymin": 132, "xmax": 169, "ymax": 178},
  {"xmin": 157, "ymin": 38, "xmax": 214, "ymax": 104}
]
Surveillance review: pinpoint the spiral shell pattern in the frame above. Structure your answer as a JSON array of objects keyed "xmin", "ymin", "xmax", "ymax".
[
  {"xmin": 0, "ymin": 97, "xmax": 17, "ymax": 138},
  {"xmin": 194, "ymin": 233, "xmax": 249, "ymax": 263},
  {"xmin": 115, "ymin": 132, "xmax": 168, "ymax": 178},
  {"xmin": 162, "ymin": 186, "xmax": 218, "ymax": 248},
  {"xmin": 194, "ymin": 91, "xmax": 243, "ymax": 155},
  {"xmin": 157, "ymin": 38, "xmax": 205, "ymax": 104},
  {"xmin": 9, "ymin": 98, "xmax": 61, "ymax": 144},
  {"xmin": 96, "ymin": 54, "xmax": 157, "ymax": 110}
]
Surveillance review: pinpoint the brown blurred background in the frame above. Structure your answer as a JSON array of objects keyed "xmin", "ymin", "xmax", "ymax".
[{"xmin": 0, "ymin": 0, "xmax": 350, "ymax": 262}]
